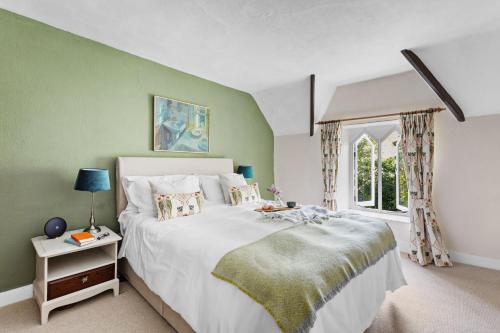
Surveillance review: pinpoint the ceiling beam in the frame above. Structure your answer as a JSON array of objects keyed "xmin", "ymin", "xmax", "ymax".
[
  {"xmin": 310, "ymin": 74, "xmax": 315, "ymax": 136},
  {"xmin": 401, "ymin": 49, "xmax": 465, "ymax": 122}
]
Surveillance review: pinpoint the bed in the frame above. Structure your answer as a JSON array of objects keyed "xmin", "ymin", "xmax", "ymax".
[{"xmin": 115, "ymin": 157, "xmax": 406, "ymax": 333}]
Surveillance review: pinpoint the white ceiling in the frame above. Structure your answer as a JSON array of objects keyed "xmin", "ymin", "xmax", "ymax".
[
  {"xmin": 2, "ymin": 0, "xmax": 500, "ymax": 135},
  {"xmin": 253, "ymin": 76, "xmax": 335, "ymax": 136},
  {"xmin": 416, "ymin": 28, "xmax": 500, "ymax": 119}
]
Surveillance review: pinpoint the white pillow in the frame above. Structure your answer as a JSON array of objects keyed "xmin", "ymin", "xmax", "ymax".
[
  {"xmin": 198, "ymin": 175, "xmax": 225, "ymax": 204},
  {"xmin": 150, "ymin": 174, "xmax": 200, "ymax": 193},
  {"xmin": 122, "ymin": 176, "xmax": 165, "ymax": 213},
  {"xmin": 122, "ymin": 175, "xmax": 200, "ymax": 213},
  {"xmin": 219, "ymin": 173, "xmax": 247, "ymax": 204}
]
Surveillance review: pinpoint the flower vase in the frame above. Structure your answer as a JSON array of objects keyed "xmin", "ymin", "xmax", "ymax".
[{"xmin": 274, "ymin": 195, "xmax": 285, "ymax": 207}]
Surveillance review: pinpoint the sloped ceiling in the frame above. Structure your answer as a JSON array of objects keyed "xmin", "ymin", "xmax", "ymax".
[
  {"xmin": 2, "ymin": 1, "xmax": 500, "ymax": 135},
  {"xmin": 415, "ymin": 28, "xmax": 500, "ymax": 118},
  {"xmin": 253, "ymin": 77, "xmax": 335, "ymax": 136},
  {"xmin": 322, "ymin": 70, "xmax": 443, "ymax": 122}
]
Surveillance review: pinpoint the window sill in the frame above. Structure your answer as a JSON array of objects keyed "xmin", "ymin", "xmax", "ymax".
[{"xmin": 346, "ymin": 209, "xmax": 410, "ymax": 224}]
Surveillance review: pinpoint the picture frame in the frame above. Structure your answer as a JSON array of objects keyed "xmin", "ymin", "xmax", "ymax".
[{"xmin": 153, "ymin": 95, "xmax": 210, "ymax": 153}]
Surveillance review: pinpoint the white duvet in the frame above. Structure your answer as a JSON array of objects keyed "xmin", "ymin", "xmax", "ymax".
[{"xmin": 118, "ymin": 202, "xmax": 406, "ymax": 333}]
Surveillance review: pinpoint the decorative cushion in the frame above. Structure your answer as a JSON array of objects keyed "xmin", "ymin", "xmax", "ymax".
[
  {"xmin": 219, "ymin": 173, "xmax": 247, "ymax": 204},
  {"xmin": 154, "ymin": 192, "xmax": 203, "ymax": 221},
  {"xmin": 149, "ymin": 175, "xmax": 201, "ymax": 214},
  {"xmin": 229, "ymin": 183, "xmax": 261, "ymax": 206}
]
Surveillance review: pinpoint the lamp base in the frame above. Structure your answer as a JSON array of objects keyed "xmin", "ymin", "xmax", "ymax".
[{"xmin": 84, "ymin": 225, "xmax": 101, "ymax": 234}]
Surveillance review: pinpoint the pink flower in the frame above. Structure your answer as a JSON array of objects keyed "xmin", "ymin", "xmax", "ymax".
[{"xmin": 267, "ymin": 184, "xmax": 282, "ymax": 195}]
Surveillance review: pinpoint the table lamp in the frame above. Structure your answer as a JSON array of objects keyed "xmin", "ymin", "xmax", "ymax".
[
  {"xmin": 237, "ymin": 165, "xmax": 253, "ymax": 179},
  {"xmin": 74, "ymin": 168, "xmax": 110, "ymax": 234}
]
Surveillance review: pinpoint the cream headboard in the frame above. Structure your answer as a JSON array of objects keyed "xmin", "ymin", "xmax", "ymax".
[{"xmin": 115, "ymin": 157, "xmax": 234, "ymax": 216}]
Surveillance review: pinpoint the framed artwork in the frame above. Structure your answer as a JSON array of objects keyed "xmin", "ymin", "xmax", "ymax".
[{"xmin": 153, "ymin": 96, "xmax": 209, "ymax": 152}]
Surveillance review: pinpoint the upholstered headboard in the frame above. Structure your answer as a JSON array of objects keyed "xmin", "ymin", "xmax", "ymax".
[{"xmin": 115, "ymin": 157, "xmax": 233, "ymax": 216}]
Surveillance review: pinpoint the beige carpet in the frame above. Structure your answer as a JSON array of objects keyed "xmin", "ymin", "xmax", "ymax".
[
  {"xmin": 0, "ymin": 282, "xmax": 175, "ymax": 333},
  {"xmin": 1, "ymin": 255, "xmax": 499, "ymax": 333},
  {"xmin": 367, "ymin": 255, "xmax": 500, "ymax": 333}
]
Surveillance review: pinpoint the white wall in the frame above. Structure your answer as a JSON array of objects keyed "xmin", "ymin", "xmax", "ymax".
[
  {"xmin": 274, "ymin": 133, "xmax": 323, "ymax": 205},
  {"xmin": 433, "ymin": 112, "xmax": 500, "ymax": 259}
]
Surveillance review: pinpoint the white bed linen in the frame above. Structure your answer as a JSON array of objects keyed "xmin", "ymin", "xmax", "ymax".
[{"xmin": 118, "ymin": 203, "xmax": 406, "ymax": 333}]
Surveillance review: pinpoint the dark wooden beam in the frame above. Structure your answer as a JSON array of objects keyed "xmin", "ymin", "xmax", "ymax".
[
  {"xmin": 310, "ymin": 74, "xmax": 315, "ymax": 136},
  {"xmin": 401, "ymin": 49, "xmax": 465, "ymax": 122}
]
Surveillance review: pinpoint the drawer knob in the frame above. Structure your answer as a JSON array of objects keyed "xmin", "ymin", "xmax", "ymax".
[{"xmin": 81, "ymin": 276, "xmax": 88, "ymax": 284}]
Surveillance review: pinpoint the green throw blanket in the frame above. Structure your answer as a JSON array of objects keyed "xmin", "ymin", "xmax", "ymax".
[{"xmin": 211, "ymin": 218, "xmax": 397, "ymax": 333}]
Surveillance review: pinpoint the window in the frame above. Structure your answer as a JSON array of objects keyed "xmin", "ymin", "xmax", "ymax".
[
  {"xmin": 353, "ymin": 134, "xmax": 378, "ymax": 207},
  {"xmin": 351, "ymin": 124, "xmax": 408, "ymax": 214}
]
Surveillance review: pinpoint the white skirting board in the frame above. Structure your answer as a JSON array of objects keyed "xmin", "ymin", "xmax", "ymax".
[
  {"xmin": 2, "ymin": 246, "xmax": 500, "ymax": 308},
  {"xmin": 0, "ymin": 284, "xmax": 32, "ymax": 308},
  {"xmin": 397, "ymin": 241, "xmax": 500, "ymax": 271},
  {"xmin": 448, "ymin": 251, "xmax": 500, "ymax": 271}
]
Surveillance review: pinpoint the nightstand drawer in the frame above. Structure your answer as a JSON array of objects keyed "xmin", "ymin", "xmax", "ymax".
[{"xmin": 47, "ymin": 263, "xmax": 115, "ymax": 300}]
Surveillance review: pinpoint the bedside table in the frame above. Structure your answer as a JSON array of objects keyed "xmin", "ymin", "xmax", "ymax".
[{"xmin": 31, "ymin": 226, "xmax": 122, "ymax": 324}]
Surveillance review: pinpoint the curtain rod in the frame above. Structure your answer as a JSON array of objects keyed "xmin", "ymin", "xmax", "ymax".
[{"xmin": 316, "ymin": 107, "xmax": 446, "ymax": 125}]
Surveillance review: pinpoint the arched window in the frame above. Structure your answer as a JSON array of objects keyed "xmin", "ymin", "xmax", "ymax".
[
  {"xmin": 353, "ymin": 134, "xmax": 377, "ymax": 207},
  {"xmin": 350, "ymin": 125, "xmax": 408, "ymax": 214}
]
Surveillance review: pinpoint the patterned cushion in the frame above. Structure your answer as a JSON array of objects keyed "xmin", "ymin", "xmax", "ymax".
[
  {"xmin": 229, "ymin": 183, "xmax": 261, "ymax": 206},
  {"xmin": 154, "ymin": 191, "xmax": 203, "ymax": 221}
]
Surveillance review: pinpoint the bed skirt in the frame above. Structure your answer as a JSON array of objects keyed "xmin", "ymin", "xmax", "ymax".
[{"xmin": 118, "ymin": 258, "xmax": 195, "ymax": 333}]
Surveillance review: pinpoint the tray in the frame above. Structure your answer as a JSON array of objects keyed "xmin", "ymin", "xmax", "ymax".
[{"xmin": 254, "ymin": 206, "xmax": 301, "ymax": 213}]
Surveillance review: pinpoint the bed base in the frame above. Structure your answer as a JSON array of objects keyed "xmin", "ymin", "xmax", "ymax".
[{"xmin": 118, "ymin": 259, "xmax": 195, "ymax": 333}]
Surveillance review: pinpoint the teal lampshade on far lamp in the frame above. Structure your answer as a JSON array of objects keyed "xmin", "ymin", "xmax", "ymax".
[
  {"xmin": 237, "ymin": 165, "xmax": 253, "ymax": 179},
  {"xmin": 74, "ymin": 168, "xmax": 110, "ymax": 234}
]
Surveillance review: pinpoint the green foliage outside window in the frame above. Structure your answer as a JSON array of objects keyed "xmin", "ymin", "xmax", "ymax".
[
  {"xmin": 355, "ymin": 135, "xmax": 408, "ymax": 211},
  {"xmin": 380, "ymin": 157, "xmax": 397, "ymax": 210},
  {"xmin": 356, "ymin": 136, "xmax": 375, "ymax": 203},
  {"xmin": 398, "ymin": 146, "xmax": 408, "ymax": 208}
]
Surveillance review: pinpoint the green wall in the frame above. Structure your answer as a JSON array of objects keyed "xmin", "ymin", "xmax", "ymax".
[{"xmin": 0, "ymin": 9, "xmax": 274, "ymax": 292}]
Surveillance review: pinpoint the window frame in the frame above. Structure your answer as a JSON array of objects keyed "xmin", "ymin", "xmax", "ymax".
[
  {"xmin": 349, "ymin": 123, "xmax": 409, "ymax": 216},
  {"xmin": 353, "ymin": 134, "xmax": 376, "ymax": 207},
  {"xmin": 395, "ymin": 140, "xmax": 409, "ymax": 212}
]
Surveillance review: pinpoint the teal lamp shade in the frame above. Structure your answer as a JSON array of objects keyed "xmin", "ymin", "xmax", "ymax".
[
  {"xmin": 237, "ymin": 165, "xmax": 253, "ymax": 179},
  {"xmin": 74, "ymin": 168, "xmax": 110, "ymax": 192}
]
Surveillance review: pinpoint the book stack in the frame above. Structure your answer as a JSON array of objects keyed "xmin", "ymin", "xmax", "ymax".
[{"xmin": 64, "ymin": 231, "xmax": 96, "ymax": 247}]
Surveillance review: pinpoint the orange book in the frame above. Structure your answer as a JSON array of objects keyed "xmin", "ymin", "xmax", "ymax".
[{"xmin": 71, "ymin": 231, "xmax": 95, "ymax": 243}]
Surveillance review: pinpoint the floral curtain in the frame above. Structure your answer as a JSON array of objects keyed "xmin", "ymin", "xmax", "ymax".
[
  {"xmin": 400, "ymin": 111, "xmax": 452, "ymax": 267},
  {"xmin": 320, "ymin": 121, "xmax": 342, "ymax": 211}
]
